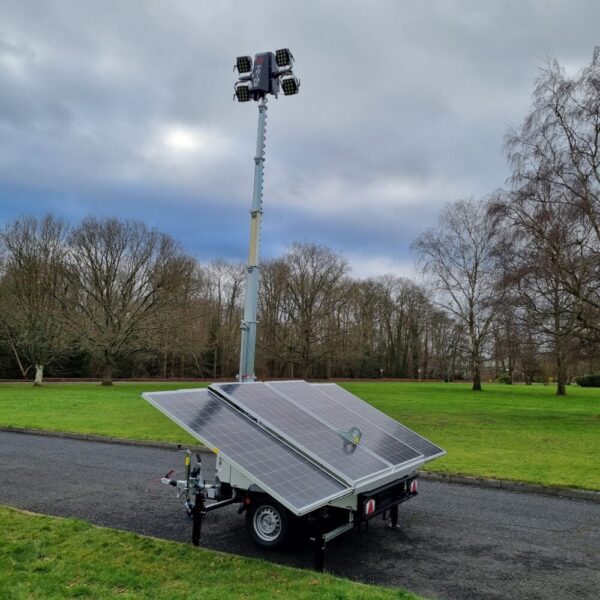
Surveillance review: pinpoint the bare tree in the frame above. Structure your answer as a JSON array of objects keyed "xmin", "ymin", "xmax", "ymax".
[
  {"xmin": 491, "ymin": 185, "xmax": 578, "ymax": 395},
  {"xmin": 64, "ymin": 217, "xmax": 192, "ymax": 385},
  {"xmin": 258, "ymin": 258, "xmax": 291, "ymax": 378},
  {"xmin": 424, "ymin": 307, "xmax": 461, "ymax": 381},
  {"xmin": 413, "ymin": 198, "xmax": 502, "ymax": 390},
  {"xmin": 283, "ymin": 242, "xmax": 349, "ymax": 379},
  {"xmin": 147, "ymin": 258, "xmax": 205, "ymax": 379},
  {"xmin": 203, "ymin": 260, "xmax": 244, "ymax": 378},
  {"xmin": 0, "ymin": 215, "xmax": 69, "ymax": 385},
  {"xmin": 505, "ymin": 51, "xmax": 600, "ymax": 342},
  {"xmin": 341, "ymin": 278, "xmax": 386, "ymax": 378},
  {"xmin": 375, "ymin": 276, "xmax": 427, "ymax": 378}
]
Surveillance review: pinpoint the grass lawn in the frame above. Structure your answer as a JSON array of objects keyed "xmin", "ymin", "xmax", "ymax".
[
  {"xmin": 344, "ymin": 382, "xmax": 600, "ymax": 491},
  {"xmin": 0, "ymin": 381, "xmax": 598, "ymax": 490},
  {"xmin": 0, "ymin": 382, "xmax": 203, "ymax": 444},
  {"xmin": 0, "ymin": 506, "xmax": 419, "ymax": 600}
]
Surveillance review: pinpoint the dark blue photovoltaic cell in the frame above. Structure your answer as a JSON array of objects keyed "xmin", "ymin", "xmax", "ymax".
[
  {"xmin": 265, "ymin": 380, "xmax": 423, "ymax": 466},
  {"xmin": 314, "ymin": 383, "xmax": 445, "ymax": 459},
  {"xmin": 210, "ymin": 382, "xmax": 391, "ymax": 484},
  {"xmin": 143, "ymin": 389, "xmax": 349, "ymax": 514}
]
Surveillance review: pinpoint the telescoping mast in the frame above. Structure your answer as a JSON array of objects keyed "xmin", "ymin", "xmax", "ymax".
[{"xmin": 233, "ymin": 49, "xmax": 300, "ymax": 382}]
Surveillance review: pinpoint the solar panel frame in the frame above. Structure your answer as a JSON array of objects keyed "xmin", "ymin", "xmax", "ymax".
[
  {"xmin": 210, "ymin": 382, "xmax": 393, "ymax": 486},
  {"xmin": 314, "ymin": 383, "xmax": 445, "ymax": 460},
  {"xmin": 142, "ymin": 388, "xmax": 352, "ymax": 515},
  {"xmin": 264, "ymin": 380, "xmax": 425, "ymax": 469}
]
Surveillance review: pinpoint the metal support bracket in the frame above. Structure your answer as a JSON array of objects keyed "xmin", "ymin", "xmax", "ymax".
[{"xmin": 203, "ymin": 497, "xmax": 237, "ymax": 513}]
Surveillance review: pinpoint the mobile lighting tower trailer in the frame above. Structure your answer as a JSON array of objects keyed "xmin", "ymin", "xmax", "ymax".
[
  {"xmin": 144, "ymin": 381, "xmax": 445, "ymax": 571},
  {"xmin": 143, "ymin": 51, "xmax": 445, "ymax": 571}
]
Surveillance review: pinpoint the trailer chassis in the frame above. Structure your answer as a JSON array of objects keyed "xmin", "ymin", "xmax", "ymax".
[{"xmin": 162, "ymin": 449, "xmax": 418, "ymax": 571}]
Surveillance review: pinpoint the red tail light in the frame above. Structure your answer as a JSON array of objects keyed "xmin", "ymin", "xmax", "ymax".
[
  {"xmin": 409, "ymin": 479, "xmax": 418, "ymax": 494},
  {"xmin": 364, "ymin": 498, "xmax": 376, "ymax": 516}
]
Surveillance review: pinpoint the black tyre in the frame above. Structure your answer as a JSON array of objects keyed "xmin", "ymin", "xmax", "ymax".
[{"xmin": 245, "ymin": 498, "xmax": 289, "ymax": 549}]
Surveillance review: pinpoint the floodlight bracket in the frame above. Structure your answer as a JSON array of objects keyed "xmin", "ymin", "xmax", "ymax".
[{"xmin": 273, "ymin": 64, "xmax": 294, "ymax": 76}]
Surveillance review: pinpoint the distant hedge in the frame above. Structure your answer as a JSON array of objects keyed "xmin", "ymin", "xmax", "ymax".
[{"xmin": 575, "ymin": 374, "xmax": 600, "ymax": 387}]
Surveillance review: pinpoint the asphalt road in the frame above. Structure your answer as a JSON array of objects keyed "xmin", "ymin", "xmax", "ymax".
[{"xmin": 0, "ymin": 431, "xmax": 598, "ymax": 600}]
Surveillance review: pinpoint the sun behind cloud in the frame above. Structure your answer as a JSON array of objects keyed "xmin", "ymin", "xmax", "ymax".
[{"xmin": 163, "ymin": 126, "xmax": 202, "ymax": 152}]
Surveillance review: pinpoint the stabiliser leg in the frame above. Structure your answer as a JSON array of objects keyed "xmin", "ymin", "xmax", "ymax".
[
  {"xmin": 314, "ymin": 534, "xmax": 326, "ymax": 572},
  {"xmin": 313, "ymin": 511, "xmax": 326, "ymax": 572},
  {"xmin": 192, "ymin": 492, "xmax": 205, "ymax": 547},
  {"xmin": 389, "ymin": 504, "xmax": 399, "ymax": 529},
  {"xmin": 313, "ymin": 515, "xmax": 355, "ymax": 572}
]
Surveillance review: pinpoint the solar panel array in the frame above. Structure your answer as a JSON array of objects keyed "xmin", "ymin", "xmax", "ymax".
[
  {"xmin": 314, "ymin": 383, "xmax": 445, "ymax": 459},
  {"xmin": 211, "ymin": 382, "xmax": 391, "ymax": 484},
  {"xmin": 142, "ymin": 388, "xmax": 350, "ymax": 514},
  {"xmin": 265, "ymin": 380, "xmax": 423, "ymax": 467},
  {"xmin": 143, "ymin": 380, "xmax": 444, "ymax": 516}
]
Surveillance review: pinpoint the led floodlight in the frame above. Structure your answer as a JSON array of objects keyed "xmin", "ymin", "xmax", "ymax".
[
  {"xmin": 235, "ymin": 82, "xmax": 251, "ymax": 102},
  {"xmin": 236, "ymin": 55, "xmax": 252, "ymax": 73},
  {"xmin": 280, "ymin": 74, "xmax": 300, "ymax": 96},
  {"xmin": 275, "ymin": 48, "xmax": 293, "ymax": 68}
]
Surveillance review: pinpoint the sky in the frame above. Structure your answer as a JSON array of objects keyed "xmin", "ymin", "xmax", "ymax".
[{"xmin": 1, "ymin": 0, "xmax": 598, "ymax": 279}]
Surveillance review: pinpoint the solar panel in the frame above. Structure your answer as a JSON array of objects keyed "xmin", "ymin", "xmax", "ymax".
[
  {"xmin": 265, "ymin": 380, "xmax": 423, "ymax": 468},
  {"xmin": 314, "ymin": 383, "xmax": 445, "ymax": 459},
  {"xmin": 210, "ymin": 382, "xmax": 391, "ymax": 485},
  {"xmin": 142, "ymin": 388, "xmax": 350, "ymax": 515}
]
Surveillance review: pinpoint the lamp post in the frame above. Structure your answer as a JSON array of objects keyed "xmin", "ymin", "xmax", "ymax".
[{"xmin": 234, "ymin": 49, "xmax": 300, "ymax": 382}]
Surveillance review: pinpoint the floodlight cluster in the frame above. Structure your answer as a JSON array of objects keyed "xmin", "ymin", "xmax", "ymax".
[{"xmin": 234, "ymin": 48, "xmax": 299, "ymax": 102}]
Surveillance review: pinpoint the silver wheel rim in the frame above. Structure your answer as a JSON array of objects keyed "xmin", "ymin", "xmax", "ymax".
[{"xmin": 253, "ymin": 506, "xmax": 282, "ymax": 542}]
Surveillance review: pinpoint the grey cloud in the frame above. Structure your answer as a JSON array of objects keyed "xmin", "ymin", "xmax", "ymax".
[{"xmin": 0, "ymin": 0, "xmax": 598, "ymax": 272}]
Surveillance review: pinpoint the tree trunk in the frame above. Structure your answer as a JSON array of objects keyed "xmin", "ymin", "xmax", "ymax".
[
  {"xmin": 553, "ymin": 285, "xmax": 567, "ymax": 396},
  {"xmin": 472, "ymin": 364, "xmax": 482, "ymax": 391},
  {"xmin": 33, "ymin": 364, "xmax": 44, "ymax": 386},
  {"xmin": 301, "ymin": 333, "xmax": 311, "ymax": 379},
  {"xmin": 101, "ymin": 363, "xmax": 114, "ymax": 386},
  {"xmin": 471, "ymin": 337, "xmax": 482, "ymax": 391},
  {"xmin": 469, "ymin": 310, "xmax": 482, "ymax": 391},
  {"xmin": 556, "ymin": 353, "xmax": 567, "ymax": 396}
]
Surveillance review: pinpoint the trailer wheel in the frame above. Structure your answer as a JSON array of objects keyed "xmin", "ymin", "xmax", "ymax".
[{"xmin": 246, "ymin": 499, "xmax": 289, "ymax": 549}]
